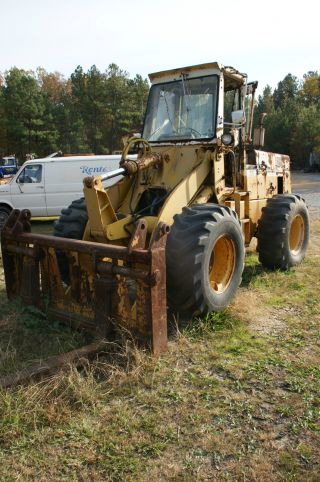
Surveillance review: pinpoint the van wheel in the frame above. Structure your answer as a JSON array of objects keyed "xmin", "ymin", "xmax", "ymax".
[
  {"xmin": 0, "ymin": 206, "xmax": 11, "ymax": 230},
  {"xmin": 166, "ymin": 204, "xmax": 245, "ymax": 316},
  {"xmin": 53, "ymin": 198, "xmax": 88, "ymax": 282},
  {"xmin": 257, "ymin": 194, "xmax": 310, "ymax": 269}
]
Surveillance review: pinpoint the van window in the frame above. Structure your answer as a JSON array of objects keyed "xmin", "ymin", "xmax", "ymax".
[
  {"xmin": 0, "ymin": 158, "xmax": 15, "ymax": 166},
  {"xmin": 17, "ymin": 165, "xmax": 42, "ymax": 183}
]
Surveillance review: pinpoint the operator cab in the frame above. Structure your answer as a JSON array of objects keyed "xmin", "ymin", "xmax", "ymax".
[{"xmin": 142, "ymin": 62, "xmax": 248, "ymax": 145}]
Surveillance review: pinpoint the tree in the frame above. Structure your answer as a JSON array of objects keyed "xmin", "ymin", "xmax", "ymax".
[
  {"xmin": 257, "ymin": 85, "xmax": 274, "ymax": 114},
  {"xmin": 127, "ymin": 74, "xmax": 149, "ymax": 133},
  {"xmin": 298, "ymin": 71, "xmax": 320, "ymax": 107},
  {"xmin": 0, "ymin": 74, "xmax": 6, "ymax": 155},
  {"xmin": 273, "ymin": 74, "xmax": 299, "ymax": 109},
  {"xmin": 261, "ymin": 72, "xmax": 320, "ymax": 167},
  {"xmin": 104, "ymin": 63, "xmax": 131, "ymax": 152},
  {"xmin": 2, "ymin": 68, "xmax": 46, "ymax": 158}
]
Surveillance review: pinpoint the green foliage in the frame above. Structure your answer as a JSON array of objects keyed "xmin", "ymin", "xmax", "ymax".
[
  {"xmin": 257, "ymin": 71, "xmax": 320, "ymax": 166},
  {"xmin": 0, "ymin": 64, "xmax": 149, "ymax": 159},
  {"xmin": 0, "ymin": 65, "xmax": 319, "ymax": 167},
  {"xmin": 1, "ymin": 68, "xmax": 46, "ymax": 158},
  {"xmin": 273, "ymin": 73, "xmax": 299, "ymax": 109}
]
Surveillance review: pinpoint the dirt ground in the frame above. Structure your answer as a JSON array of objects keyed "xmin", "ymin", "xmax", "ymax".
[
  {"xmin": 292, "ymin": 172, "xmax": 320, "ymax": 216},
  {"xmin": 292, "ymin": 172, "xmax": 320, "ymax": 256}
]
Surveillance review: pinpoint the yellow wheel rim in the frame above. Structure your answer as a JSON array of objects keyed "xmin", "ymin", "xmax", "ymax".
[
  {"xmin": 209, "ymin": 235, "xmax": 236, "ymax": 294},
  {"xmin": 289, "ymin": 214, "xmax": 305, "ymax": 254}
]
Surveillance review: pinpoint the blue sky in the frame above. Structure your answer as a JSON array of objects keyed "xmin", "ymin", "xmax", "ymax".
[{"xmin": 1, "ymin": 0, "xmax": 319, "ymax": 92}]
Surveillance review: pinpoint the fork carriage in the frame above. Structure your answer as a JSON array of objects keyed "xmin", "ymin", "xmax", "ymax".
[{"xmin": 1, "ymin": 209, "xmax": 169, "ymax": 356}]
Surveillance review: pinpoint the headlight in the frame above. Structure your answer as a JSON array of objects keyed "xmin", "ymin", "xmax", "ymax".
[{"xmin": 221, "ymin": 133, "xmax": 233, "ymax": 146}]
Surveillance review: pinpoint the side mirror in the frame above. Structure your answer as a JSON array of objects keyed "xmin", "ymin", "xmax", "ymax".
[
  {"xmin": 253, "ymin": 127, "xmax": 265, "ymax": 148},
  {"xmin": 17, "ymin": 177, "xmax": 24, "ymax": 183},
  {"xmin": 231, "ymin": 110, "xmax": 246, "ymax": 125},
  {"xmin": 253, "ymin": 113, "xmax": 267, "ymax": 148}
]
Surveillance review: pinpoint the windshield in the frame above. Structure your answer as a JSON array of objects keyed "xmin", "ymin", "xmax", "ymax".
[
  {"xmin": 143, "ymin": 75, "xmax": 218, "ymax": 142},
  {"xmin": 0, "ymin": 158, "xmax": 14, "ymax": 166}
]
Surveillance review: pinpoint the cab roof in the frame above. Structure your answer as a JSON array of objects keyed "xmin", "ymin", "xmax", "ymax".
[{"xmin": 149, "ymin": 62, "xmax": 247, "ymax": 90}]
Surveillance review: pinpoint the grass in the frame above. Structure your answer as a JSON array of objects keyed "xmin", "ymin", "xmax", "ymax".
[
  {"xmin": 0, "ymin": 219, "xmax": 319, "ymax": 481},
  {"xmin": 31, "ymin": 220, "xmax": 54, "ymax": 235},
  {"xmin": 0, "ymin": 298, "xmax": 90, "ymax": 376}
]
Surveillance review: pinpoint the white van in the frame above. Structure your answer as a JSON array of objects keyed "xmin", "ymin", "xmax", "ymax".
[{"xmin": 0, "ymin": 154, "xmax": 128, "ymax": 226}]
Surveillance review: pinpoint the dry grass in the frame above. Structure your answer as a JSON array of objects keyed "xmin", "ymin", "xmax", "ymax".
[{"xmin": 0, "ymin": 216, "xmax": 319, "ymax": 481}]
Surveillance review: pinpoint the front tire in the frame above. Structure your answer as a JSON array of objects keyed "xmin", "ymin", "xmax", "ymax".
[
  {"xmin": 53, "ymin": 198, "xmax": 88, "ymax": 282},
  {"xmin": 166, "ymin": 204, "xmax": 245, "ymax": 316},
  {"xmin": 0, "ymin": 205, "xmax": 11, "ymax": 230},
  {"xmin": 257, "ymin": 194, "xmax": 309, "ymax": 270},
  {"xmin": 54, "ymin": 198, "xmax": 88, "ymax": 240}
]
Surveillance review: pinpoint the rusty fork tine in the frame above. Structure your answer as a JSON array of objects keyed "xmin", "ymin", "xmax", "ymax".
[{"xmin": 1, "ymin": 208, "xmax": 171, "ymax": 389}]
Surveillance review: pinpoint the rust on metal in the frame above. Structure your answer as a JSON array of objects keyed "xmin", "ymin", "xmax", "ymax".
[
  {"xmin": 1, "ymin": 210, "xmax": 170, "ymax": 360},
  {"xmin": 0, "ymin": 341, "xmax": 107, "ymax": 389},
  {"xmin": 2, "ymin": 209, "xmax": 32, "ymax": 236},
  {"xmin": 3, "ymin": 230, "xmax": 150, "ymax": 263},
  {"xmin": 135, "ymin": 222, "xmax": 170, "ymax": 354},
  {"xmin": 121, "ymin": 152, "xmax": 163, "ymax": 175},
  {"xmin": 127, "ymin": 218, "xmax": 147, "ymax": 253},
  {"xmin": 4, "ymin": 244, "xmax": 38, "ymax": 258},
  {"xmin": 20, "ymin": 253, "xmax": 41, "ymax": 305},
  {"xmin": 94, "ymin": 274, "xmax": 115, "ymax": 338},
  {"xmin": 96, "ymin": 263, "xmax": 152, "ymax": 283}
]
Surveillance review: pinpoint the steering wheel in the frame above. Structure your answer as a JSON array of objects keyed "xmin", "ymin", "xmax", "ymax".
[
  {"xmin": 121, "ymin": 137, "xmax": 151, "ymax": 164},
  {"xmin": 173, "ymin": 127, "xmax": 202, "ymax": 139}
]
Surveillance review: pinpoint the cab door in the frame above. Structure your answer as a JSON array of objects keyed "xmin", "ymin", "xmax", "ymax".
[{"xmin": 10, "ymin": 163, "xmax": 47, "ymax": 216}]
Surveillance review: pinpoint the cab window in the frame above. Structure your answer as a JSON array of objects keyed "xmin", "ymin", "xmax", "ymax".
[
  {"xmin": 224, "ymin": 88, "xmax": 240, "ymax": 125},
  {"xmin": 143, "ymin": 75, "xmax": 219, "ymax": 141},
  {"xmin": 17, "ymin": 165, "xmax": 42, "ymax": 183}
]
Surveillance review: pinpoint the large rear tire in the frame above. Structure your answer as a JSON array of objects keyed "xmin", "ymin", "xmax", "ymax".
[
  {"xmin": 256, "ymin": 194, "xmax": 309, "ymax": 270},
  {"xmin": 166, "ymin": 204, "xmax": 245, "ymax": 316}
]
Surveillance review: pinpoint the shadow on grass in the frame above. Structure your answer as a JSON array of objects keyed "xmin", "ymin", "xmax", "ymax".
[
  {"xmin": 168, "ymin": 308, "xmax": 240, "ymax": 343},
  {"xmin": 0, "ymin": 299, "xmax": 91, "ymax": 377},
  {"xmin": 241, "ymin": 262, "xmax": 265, "ymax": 287},
  {"xmin": 241, "ymin": 254, "xmax": 265, "ymax": 287}
]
